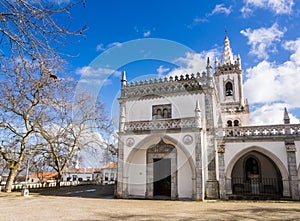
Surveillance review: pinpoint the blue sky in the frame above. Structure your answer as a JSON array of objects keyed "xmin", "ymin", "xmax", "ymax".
[{"xmin": 61, "ymin": 0, "xmax": 300, "ymax": 126}]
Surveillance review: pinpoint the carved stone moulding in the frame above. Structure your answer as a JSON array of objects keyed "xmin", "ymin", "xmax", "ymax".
[
  {"xmin": 147, "ymin": 139, "xmax": 175, "ymax": 153},
  {"xmin": 217, "ymin": 145, "xmax": 225, "ymax": 153},
  {"xmin": 286, "ymin": 143, "xmax": 296, "ymax": 152},
  {"xmin": 126, "ymin": 137, "xmax": 135, "ymax": 147},
  {"xmin": 183, "ymin": 135, "xmax": 193, "ymax": 145}
]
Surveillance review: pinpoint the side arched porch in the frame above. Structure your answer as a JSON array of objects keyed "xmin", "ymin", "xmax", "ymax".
[{"xmin": 225, "ymin": 146, "xmax": 290, "ymax": 198}]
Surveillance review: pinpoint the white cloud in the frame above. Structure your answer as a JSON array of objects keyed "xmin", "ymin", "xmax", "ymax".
[
  {"xmin": 156, "ymin": 65, "xmax": 170, "ymax": 77},
  {"xmin": 240, "ymin": 5, "xmax": 253, "ymax": 17},
  {"xmin": 134, "ymin": 26, "xmax": 154, "ymax": 37},
  {"xmin": 241, "ymin": 0, "xmax": 294, "ymax": 16},
  {"xmin": 96, "ymin": 44, "xmax": 105, "ymax": 51},
  {"xmin": 209, "ymin": 4, "xmax": 232, "ymax": 16},
  {"xmin": 189, "ymin": 4, "xmax": 231, "ymax": 29},
  {"xmin": 240, "ymin": 23, "xmax": 285, "ymax": 59},
  {"xmin": 193, "ymin": 17, "xmax": 208, "ymax": 23},
  {"xmin": 76, "ymin": 66, "xmax": 121, "ymax": 86},
  {"xmin": 244, "ymin": 37, "xmax": 300, "ymax": 124},
  {"xmin": 143, "ymin": 30, "xmax": 151, "ymax": 37},
  {"xmin": 283, "ymin": 38, "xmax": 300, "ymax": 65},
  {"xmin": 107, "ymin": 42, "xmax": 122, "ymax": 48},
  {"xmin": 250, "ymin": 103, "xmax": 300, "ymax": 125},
  {"xmin": 76, "ymin": 66, "xmax": 121, "ymax": 77},
  {"xmin": 167, "ymin": 50, "xmax": 219, "ymax": 77},
  {"xmin": 96, "ymin": 42, "xmax": 122, "ymax": 52},
  {"xmin": 77, "ymin": 78, "xmax": 111, "ymax": 86}
]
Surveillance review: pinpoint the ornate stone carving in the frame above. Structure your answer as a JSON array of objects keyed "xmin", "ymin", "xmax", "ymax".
[
  {"xmin": 125, "ymin": 117, "xmax": 196, "ymax": 132},
  {"xmin": 183, "ymin": 135, "xmax": 193, "ymax": 145},
  {"xmin": 224, "ymin": 124, "xmax": 300, "ymax": 138},
  {"xmin": 217, "ymin": 145, "xmax": 225, "ymax": 153},
  {"xmin": 147, "ymin": 139, "xmax": 175, "ymax": 153},
  {"xmin": 126, "ymin": 137, "xmax": 135, "ymax": 147},
  {"xmin": 286, "ymin": 143, "xmax": 296, "ymax": 152}
]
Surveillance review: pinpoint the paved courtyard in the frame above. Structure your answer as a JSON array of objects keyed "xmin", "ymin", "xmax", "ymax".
[{"xmin": 0, "ymin": 185, "xmax": 299, "ymax": 220}]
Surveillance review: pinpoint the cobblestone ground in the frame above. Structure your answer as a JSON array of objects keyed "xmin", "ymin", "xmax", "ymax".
[{"xmin": 0, "ymin": 185, "xmax": 300, "ymax": 221}]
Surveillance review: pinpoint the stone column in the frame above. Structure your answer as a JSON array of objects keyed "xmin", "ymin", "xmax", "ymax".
[
  {"xmin": 285, "ymin": 141, "xmax": 299, "ymax": 200},
  {"xmin": 194, "ymin": 131, "xmax": 203, "ymax": 200},
  {"xmin": 204, "ymin": 84, "xmax": 219, "ymax": 199},
  {"xmin": 194, "ymin": 100, "xmax": 203, "ymax": 200},
  {"xmin": 116, "ymin": 101, "xmax": 126, "ymax": 198},
  {"xmin": 116, "ymin": 135, "xmax": 125, "ymax": 198},
  {"xmin": 218, "ymin": 144, "xmax": 227, "ymax": 199},
  {"xmin": 123, "ymin": 176, "xmax": 129, "ymax": 198}
]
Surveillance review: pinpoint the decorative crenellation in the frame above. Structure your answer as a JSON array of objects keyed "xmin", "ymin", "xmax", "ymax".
[
  {"xmin": 214, "ymin": 63, "xmax": 242, "ymax": 76},
  {"xmin": 224, "ymin": 124, "xmax": 300, "ymax": 138},
  {"xmin": 221, "ymin": 104, "xmax": 249, "ymax": 113},
  {"xmin": 125, "ymin": 117, "xmax": 197, "ymax": 132},
  {"xmin": 121, "ymin": 72, "xmax": 209, "ymax": 99}
]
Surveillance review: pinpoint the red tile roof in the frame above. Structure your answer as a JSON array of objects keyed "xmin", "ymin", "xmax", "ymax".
[
  {"xmin": 28, "ymin": 172, "xmax": 58, "ymax": 181},
  {"xmin": 65, "ymin": 163, "xmax": 117, "ymax": 174},
  {"xmin": 65, "ymin": 168, "xmax": 100, "ymax": 173},
  {"xmin": 103, "ymin": 162, "xmax": 117, "ymax": 169}
]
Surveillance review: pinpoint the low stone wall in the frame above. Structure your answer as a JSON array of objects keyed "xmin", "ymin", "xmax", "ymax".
[{"xmin": 0, "ymin": 181, "xmax": 95, "ymax": 191}]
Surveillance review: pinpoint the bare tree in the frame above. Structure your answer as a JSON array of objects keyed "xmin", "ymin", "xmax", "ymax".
[
  {"xmin": 37, "ymin": 90, "xmax": 112, "ymax": 187},
  {"xmin": 0, "ymin": 59, "xmax": 61, "ymax": 192},
  {"xmin": 0, "ymin": 0, "xmax": 85, "ymax": 192},
  {"xmin": 0, "ymin": 0, "xmax": 85, "ymax": 62}
]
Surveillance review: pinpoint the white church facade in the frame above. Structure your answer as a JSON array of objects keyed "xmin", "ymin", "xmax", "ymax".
[{"xmin": 116, "ymin": 36, "xmax": 300, "ymax": 200}]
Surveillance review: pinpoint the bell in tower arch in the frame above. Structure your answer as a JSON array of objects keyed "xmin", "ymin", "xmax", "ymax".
[{"xmin": 225, "ymin": 82, "xmax": 233, "ymax": 96}]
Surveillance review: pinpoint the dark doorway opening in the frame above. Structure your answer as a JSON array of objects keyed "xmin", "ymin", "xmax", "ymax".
[{"xmin": 153, "ymin": 158, "xmax": 171, "ymax": 196}]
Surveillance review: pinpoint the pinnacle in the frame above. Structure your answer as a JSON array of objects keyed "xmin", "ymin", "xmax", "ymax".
[
  {"xmin": 283, "ymin": 107, "xmax": 290, "ymax": 124},
  {"xmin": 221, "ymin": 36, "xmax": 234, "ymax": 65}
]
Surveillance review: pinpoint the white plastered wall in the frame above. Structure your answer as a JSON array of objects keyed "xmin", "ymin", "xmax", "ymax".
[{"xmin": 125, "ymin": 94, "xmax": 206, "ymax": 121}]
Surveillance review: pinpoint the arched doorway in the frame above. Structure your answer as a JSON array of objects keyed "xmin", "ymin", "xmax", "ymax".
[
  {"xmin": 231, "ymin": 151, "xmax": 283, "ymax": 198},
  {"xmin": 146, "ymin": 139, "xmax": 177, "ymax": 199}
]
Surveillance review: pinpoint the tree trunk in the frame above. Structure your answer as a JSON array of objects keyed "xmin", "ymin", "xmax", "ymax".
[
  {"xmin": 4, "ymin": 166, "xmax": 18, "ymax": 192},
  {"xmin": 56, "ymin": 173, "xmax": 62, "ymax": 189},
  {"xmin": 4, "ymin": 149, "xmax": 26, "ymax": 192}
]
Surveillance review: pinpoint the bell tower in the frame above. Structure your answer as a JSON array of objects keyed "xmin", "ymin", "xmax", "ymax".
[{"xmin": 214, "ymin": 35, "xmax": 250, "ymax": 126}]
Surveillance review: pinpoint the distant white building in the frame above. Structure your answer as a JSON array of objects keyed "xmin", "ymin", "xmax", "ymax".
[
  {"xmin": 62, "ymin": 162, "xmax": 117, "ymax": 184},
  {"xmin": 116, "ymin": 36, "xmax": 300, "ymax": 200},
  {"xmin": 94, "ymin": 162, "xmax": 117, "ymax": 185},
  {"xmin": 63, "ymin": 168, "xmax": 95, "ymax": 182}
]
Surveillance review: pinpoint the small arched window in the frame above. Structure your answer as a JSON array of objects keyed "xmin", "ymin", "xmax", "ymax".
[
  {"xmin": 155, "ymin": 109, "xmax": 162, "ymax": 119},
  {"xmin": 163, "ymin": 108, "xmax": 169, "ymax": 118},
  {"xmin": 234, "ymin": 120, "xmax": 239, "ymax": 127},
  {"xmin": 245, "ymin": 157, "xmax": 260, "ymax": 180},
  {"xmin": 225, "ymin": 82, "xmax": 233, "ymax": 96},
  {"xmin": 227, "ymin": 120, "xmax": 233, "ymax": 127}
]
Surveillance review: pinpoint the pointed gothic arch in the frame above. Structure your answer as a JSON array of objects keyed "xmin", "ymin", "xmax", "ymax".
[
  {"xmin": 123, "ymin": 134, "xmax": 196, "ymax": 199},
  {"xmin": 226, "ymin": 146, "xmax": 288, "ymax": 180},
  {"xmin": 225, "ymin": 146, "xmax": 290, "ymax": 196}
]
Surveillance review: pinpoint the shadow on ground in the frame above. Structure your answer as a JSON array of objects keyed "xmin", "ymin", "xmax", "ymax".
[{"xmin": 28, "ymin": 184, "xmax": 115, "ymax": 199}]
